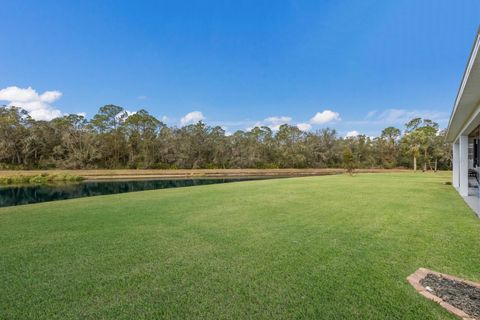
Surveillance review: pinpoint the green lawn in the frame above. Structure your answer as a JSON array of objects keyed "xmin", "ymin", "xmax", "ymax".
[{"xmin": 1, "ymin": 172, "xmax": 480, "ymax": 319}]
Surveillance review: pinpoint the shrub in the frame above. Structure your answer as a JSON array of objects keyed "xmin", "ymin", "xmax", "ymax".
[{"xmin": 343, "ymin": 147, "xmax": 356, "ymax": 175}]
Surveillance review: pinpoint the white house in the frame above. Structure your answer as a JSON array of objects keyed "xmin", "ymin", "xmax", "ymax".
[{"xmin": 446, "ymin": 28, "xmax": 480, "ymax": 215}]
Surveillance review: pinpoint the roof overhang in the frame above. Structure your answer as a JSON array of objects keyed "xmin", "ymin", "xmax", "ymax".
[{"xmin": 446, "ymin": 29, "xmax": 480, "ymax": 142}]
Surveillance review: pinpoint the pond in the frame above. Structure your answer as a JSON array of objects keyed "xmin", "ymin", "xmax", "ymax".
[{"xmin": 0, "ymin": 177, "xmax": 264, "ymax": 208}]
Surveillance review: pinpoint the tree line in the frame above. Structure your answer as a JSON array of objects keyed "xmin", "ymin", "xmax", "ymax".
[{"xmin": 0, "ymin": 105, "xmax": 451, "ymax": 170}]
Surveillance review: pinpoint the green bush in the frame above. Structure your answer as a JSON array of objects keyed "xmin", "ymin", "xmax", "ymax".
[
  {"xmin": 29, "ymin": 175, "xmax": 48, "ymax": 184},
  {"xmin": 256, "ymin": 163, "xmax": 280, "ymax": 169},
  {"xmin": 0, "ymin": 173, "xmax": 84, "ymax": 185}
]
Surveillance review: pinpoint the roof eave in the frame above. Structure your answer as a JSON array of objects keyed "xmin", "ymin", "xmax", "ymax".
[{"xmin": 446, "ymin": 27, "xmax": 480, "ymax": 143}]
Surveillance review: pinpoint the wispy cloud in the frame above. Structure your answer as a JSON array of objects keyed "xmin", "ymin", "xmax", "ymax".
[
  {"xmin": 245, "ymin": 115, "xmax": 292, "ymax": 131},
  {"xmin": 264, "ymin": 115, "xmax": 292, "ymax": 130},
  {"xmin": 347, "ymin": 108, "xmax": 449, "ymax": 126},
  {"xmin": 264, "ymin": 116, "xmax": 292, "ymax": 124},
  {"xmin": 364, "ymin": 110, "xmax": 377, "ymax": 120}
]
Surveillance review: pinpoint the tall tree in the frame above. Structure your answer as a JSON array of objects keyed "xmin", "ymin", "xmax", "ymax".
[
  {"xmin": 0, "ymin": 107, "xmax": 30, "ymax": 166},
  {"xmin": 403, "ymin": 118, "xmax": 438, "ymax": 171},
  {"xmin": 51, "ymin": 114, "xmax": 101, "ymax": 168},
  {"xmin": 275, "ymin": 124, "xmax": 307, "ymax": 168},
  {"xmin": 379, "ymin": 126, "xmax": 401, "ymax": 168},
  {"xmin": 124, "ymin": 109, "xmax": 161, "ymax": 167},
  {"xmin": 91, "ymin": 105, "xmax": 128, "ymax": 167}
]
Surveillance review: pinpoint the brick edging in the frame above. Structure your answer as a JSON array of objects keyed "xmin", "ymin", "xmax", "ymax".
[{"xmin": 407, "ymin": 268, "xmax": 480, "ymax": 320}]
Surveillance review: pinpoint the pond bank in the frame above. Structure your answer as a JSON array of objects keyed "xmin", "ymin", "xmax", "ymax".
[{"xmin": 0, "ymin": 168, "xmax": 413, "ymax": 181}]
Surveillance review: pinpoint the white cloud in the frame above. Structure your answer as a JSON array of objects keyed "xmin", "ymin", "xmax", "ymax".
[
  {"xmin": 296, "ymin": 123, "xmax": 312, "ymax": 131},
  {"xmin": 0, "ymin": 86, "xmax": 63, "ymax": 120},
  {"xmin": 180, "ymin": 111, "xmax": 205, "ymax": 126},
  {"xmin": 76, "ymin": 112, "xmax": 87, "ymax": 117},
  {"xmin": 0, "ymin": 86, "xmax": 38, "ymax": 102},
  {"xmin": 269, "ymin": 124, "xmax": 283, "ymax": 131},
  {"xmin": 220, "ymin": 126, "xmax": 233, "ymax": 136},
  {"xmin": 40, "ymin": 91, "xmax": 62, "ymax": 103},
  {"xmin": 310, "ymin": 110, "xmax": 341, "ymax": 124},
  {"xmin": 246, "ymin": 121, "xmax": 264, "ymax": 131},
  {"xmin": 244, "ymin": 111, "xmax": 341, "ymax": 132},
  {"xmin": 265, "ymin": 115, "xmax": 292, "ymax": 130},
  {"xmin": 345, "ymin": 130, "xmax": 360, "ymax": 137},
  {"xmin": 137, "ymin": 95, "xmax": 147, "ymax": 100}
]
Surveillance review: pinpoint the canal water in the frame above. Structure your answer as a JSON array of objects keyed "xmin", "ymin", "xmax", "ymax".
[{"xmin": 0, "ymin": 177, "xmax": 262, "ymax": 208}]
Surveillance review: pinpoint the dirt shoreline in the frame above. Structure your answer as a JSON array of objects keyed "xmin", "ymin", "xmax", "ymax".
[{"xmin": 0, "ymin": 168, "xmax": 417, "ymax": 181}]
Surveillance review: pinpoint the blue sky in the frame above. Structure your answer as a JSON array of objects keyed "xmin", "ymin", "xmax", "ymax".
[{"xmin": 0, "ymin": 0, "xmax": 479, "ymax": 136}]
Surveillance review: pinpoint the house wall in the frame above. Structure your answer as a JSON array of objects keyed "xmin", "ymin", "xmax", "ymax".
[{"xmin": 452, "ymin": 102, "xmax": 480, "ymax": 198}]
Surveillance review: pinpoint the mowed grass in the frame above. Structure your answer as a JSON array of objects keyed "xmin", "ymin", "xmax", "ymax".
[{"xmin": 1, "ymin": 173, "xmax": 480, "ymax": 319}]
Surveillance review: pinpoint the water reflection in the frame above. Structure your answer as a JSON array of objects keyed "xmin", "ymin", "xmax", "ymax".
[{"xmin": 0, "ymin": 178, "xmax": 257, "ymax": 207}]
